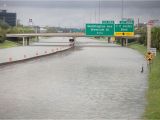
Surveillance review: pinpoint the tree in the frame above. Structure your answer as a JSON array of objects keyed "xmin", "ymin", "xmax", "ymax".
[
  {"xmin": 46, "ymin": 27, "xmax": 57, "ymax": 33},
  {"xmin": 0, "ymin": 20, "xmax": 10, "ymax": 43},
  {"xmin": 152, "ymin": 27, "xmax": 160, "ymax": 50},
  {"xmin": 0, "ymin": 20, "xmax": 10, "ymax": 29}
]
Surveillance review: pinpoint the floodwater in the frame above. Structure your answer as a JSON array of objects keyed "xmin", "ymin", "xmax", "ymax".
[{"xmin": 0, "ymin": 37, "xmax": 148, "ymax": 119}]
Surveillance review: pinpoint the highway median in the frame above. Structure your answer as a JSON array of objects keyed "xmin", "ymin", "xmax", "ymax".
[{"xmin": 0, "ymin": 45, "xmax": 73, "ymax": 65}]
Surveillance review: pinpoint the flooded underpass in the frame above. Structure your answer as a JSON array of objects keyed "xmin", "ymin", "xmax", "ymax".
[{"xmin": 0, "ymin": 37, "xmax": 148, "ymax": 119}]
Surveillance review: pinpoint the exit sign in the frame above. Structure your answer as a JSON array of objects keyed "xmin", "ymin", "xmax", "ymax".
[{"xmin": 115, "ymin": 24, "xmax": 134, "ymax": 36}]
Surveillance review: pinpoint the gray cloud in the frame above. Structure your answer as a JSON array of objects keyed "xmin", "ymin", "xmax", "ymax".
[
  {"xmin": 1, "ymin": 1, "xmax": 160, "ymax": 8},
  {"xmin": 0, "ymin": 0, "xmax": 160, "ymax": 27}
]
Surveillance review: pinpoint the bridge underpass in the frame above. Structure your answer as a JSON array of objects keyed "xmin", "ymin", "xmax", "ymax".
[{"xmin": 6, "ymin": 33, "xmax": 139, "ymax": 47}]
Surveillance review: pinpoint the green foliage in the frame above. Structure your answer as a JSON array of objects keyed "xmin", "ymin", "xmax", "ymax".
[
  {"xmin": 8, "ymin": 26, "xmax": 34, "ymax": 34},
  {"xmin": 0, "ymin": 20, "xmax": 10, "ymax": 29},
  {"xmin": 135, "ymin": 27, "xmax": 147, "ymax": 45},
  {"xmin": 151, "ymin": 27, "xmax": 160, "ymax": 50},
  {"xmin": 135, "ymin": 26, "xmax": 160, "ymax": 51},
  {"xmin": 46, "ymin": 27, "xmax": 57, "ymax": 33},
  {"xmin": 0, "ymin": 40, "xmax": 19, "ymax": 48},
  {"xmin": 144, "ymin": 53, "xmax": 160, "ymax": 119},
  {"xmin": 0, "ymin": 20, "xmax": 10, "ymax": 43},
  {"xmin": 0, "ymin": 27, "xmax": 7, "ymax": 43},
  {"xmin": 129, "ymin": 43, "xmax": 160, "ymax": 119},
  {"xmin": 0, "ymin": 20, "xmax": 34, "ymax": 43},
  {"xmin": 128, "ymin": 42, "xmax": 146, "ymax": 54}
]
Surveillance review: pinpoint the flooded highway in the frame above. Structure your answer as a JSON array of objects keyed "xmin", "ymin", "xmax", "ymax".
[{"xmin": 0, "ymin": 37, "xmax": 148, "ymax": 119}]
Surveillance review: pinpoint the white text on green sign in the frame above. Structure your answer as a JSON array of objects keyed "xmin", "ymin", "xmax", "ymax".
[
  {"xmin": 85, "ymin": 24, "xmax": 114, "ymax": 36},
  {"xmin": 115, "ymin": 24, "xmax": 134, "ymax": 32},
  {"xmin": 102, "ymin": 20, "xmax": 114, "ymax": 24}
]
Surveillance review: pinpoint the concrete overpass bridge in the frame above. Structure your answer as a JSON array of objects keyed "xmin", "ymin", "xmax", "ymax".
[{"xmin": 6, "ymin": 33, "xmax": 140, "ymax": 46}]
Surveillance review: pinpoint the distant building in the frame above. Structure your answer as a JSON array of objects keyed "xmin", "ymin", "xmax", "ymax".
[{"xmin": 0, "ymin": 10, "xmax": 17, "ymax": 26}]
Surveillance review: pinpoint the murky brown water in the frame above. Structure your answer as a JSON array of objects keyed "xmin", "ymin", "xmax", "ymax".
[{"xmin": 0, "ymin": 37, "xmax": 148, "ymax": 119}]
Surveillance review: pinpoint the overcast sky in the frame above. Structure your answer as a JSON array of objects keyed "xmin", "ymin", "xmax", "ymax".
[{"xmin": 0, "ymin": 0, "xmax": 160, "ymax": 28}]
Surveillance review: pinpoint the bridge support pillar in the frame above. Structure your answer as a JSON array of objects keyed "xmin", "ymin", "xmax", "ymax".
[
  {"xmin": 108, "ymin": 37, "xmax": 111, "ymax": 43},
  {"xmin": 126, "ymin": 38, "xmax": 128, "ymax": 47},
  {"xmin": 121, "ymin": 38, "xmax": 128, "ymax": 47},
  {"xmin": 121, "ymin": 38, "xmax": 124, "ymax": 46},
  {"xmin": 23, "ymin": 37, "xmax": 25, "ymax": 46},
  {"xmin": 36, "ymin": 36, "xmax": 39, "ymax": 42},
  {"xmin": 27, "ymin": 37, "xmax": 30, "ymax": 46}
]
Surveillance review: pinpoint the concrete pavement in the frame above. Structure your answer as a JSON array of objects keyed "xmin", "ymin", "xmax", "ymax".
[
  {"xmin": 0, "ymin": 37, "xmax": 73, "ymax": 65},
  {"xmin": 0, "ymin": 46, "xmax": 72, "ymax": 64}
]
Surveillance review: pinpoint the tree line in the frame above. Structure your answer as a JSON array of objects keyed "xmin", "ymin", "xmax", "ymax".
[
  {"xmin": 0, "ymin": 20, "xmax": 34, "ymax": 43},
  {"xmin": 134, "ymin": 26, "xmax": 160, "ymax": 51}
]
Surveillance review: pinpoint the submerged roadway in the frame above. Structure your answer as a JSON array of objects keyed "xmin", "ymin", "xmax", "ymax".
[{"xmin": 0, "ymin": 37, "xmax": 147, "ymax": 119}]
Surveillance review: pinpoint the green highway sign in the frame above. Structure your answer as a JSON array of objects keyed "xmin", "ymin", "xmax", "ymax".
[
  {"xmin": 115, "ymin": 24, "xmax": 134, "ymax": 32},
  {"xmin": 102, "ymin": 20, "xmax": 114, "ymax": 24},
  {"xmin": 120, "ymin": 18, "xmax": 134, "ymax": 24},
  {"xmin": 115, "ymin": 24, "xmax": 134, "ymax": 36},
  {"xmin": 85, "ymin": 19, "xmax": 135, "ymax": 36},
  {"xmin": 120, "ymin": 20, "xmax": 134, "ymax": 24},
  {"xmin": 85, "ymin": 24, "xmax": 114, "ymax": 36}
]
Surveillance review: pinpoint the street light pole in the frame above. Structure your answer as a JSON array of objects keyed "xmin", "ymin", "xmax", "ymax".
[
  {"xmin": 121, "ymin": 0, "xmax": 124, "ymax": 20},
  {"xmin": 95, "ymin": 7, "xmax": 97, "ymax": 23},
  {"xmin": 98, "ymin": 0, "xmax": 101, "ymax": 23}
]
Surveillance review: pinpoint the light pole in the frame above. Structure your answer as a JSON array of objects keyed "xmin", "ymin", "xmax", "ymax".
[
  {"xmin": 98, "ymin": 0, "xmax": 101, "ymax": 23},
  {"xmin": 121, "ymin": 0, "xmax": 124, "ymax": 20},
  {"xmin": 95, "ymin": 7, "xmax": 97, "ymax": 23}
]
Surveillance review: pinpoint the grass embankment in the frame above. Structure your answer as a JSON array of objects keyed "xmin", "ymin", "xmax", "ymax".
[
  {"xmin": 129, "ymin": 43, "xmax": 160, "ymax": 119},
  {"xmin": 0, "ymin": 40, "xmax": 20, "ymax": 49}
]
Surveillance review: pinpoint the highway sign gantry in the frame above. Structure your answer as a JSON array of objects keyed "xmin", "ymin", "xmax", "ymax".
[
  {"xmin": 85, "ymin": 24, "xmax": 114, "ymax": 36},
  {"xmin": 85, "ymin": 19, "xmax": 135, "ymax": 37}
]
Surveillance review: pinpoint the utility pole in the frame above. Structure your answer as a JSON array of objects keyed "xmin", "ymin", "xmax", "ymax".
[
  {"xmin": 147, "ymin": 24, "xmax": 152, "ymax": 51},
  {"xmin": 121, "ymin": 0, "xmax": 124, "ymax": 46},
  {"xmin": 121, "ymin": 0, "xmax": 124, "ymax": 20},
  {"xmin": 95, "ymin": 7, "xmax": 97, "ymax": 23},
  {"xmin": 138, "ymin": 18, "xmax": 139, "ymax": 29}
]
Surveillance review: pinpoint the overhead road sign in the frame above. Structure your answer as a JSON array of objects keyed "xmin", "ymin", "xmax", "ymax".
[
  {"xmin": 102, "ymin": 20, "xmax": 114, "ymax": 24},
  {"xmin": 85, "ymin": 24, "xmax": 114, "ymax": 36},
  {"xmin": 115, "ymin": 24, "xmax": 134, "ymax": 32},
  {"xmin": 115, "ymin": 24, "xmax": 134, "ymax": 37},
  {"xmin": 120, "ymin": 18, "xmax": 134, "ymax": 24},
  {"xmin": 120, "ymin": 21, "xmax": 134, "ymax": 24}
]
